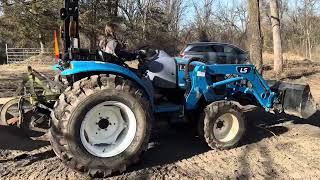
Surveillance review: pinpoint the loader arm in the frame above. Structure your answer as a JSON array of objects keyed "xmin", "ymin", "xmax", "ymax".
[
  {"xmin": 185, "ymin": 63, "xmax": 316, "ymax": 119},
  {"xmin": 185, "ymin": 64, "xmax": 276, "ymax": 111}
]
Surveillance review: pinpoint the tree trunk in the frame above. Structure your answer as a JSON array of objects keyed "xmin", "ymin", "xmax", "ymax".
[
  {"xmin": 270, "ymin": 0, "xmax": 283, "ymax": 74},
  {"xmin": 248, "ymin": 0, "xmax": 263, "ymax": 73},
  {"xmin": 89, "ymin": 34, "xmax": 96, "ymax": 49},
  {"xmin": 39, "ymin": 34, "xmax": 45, "ymax": 54},
  {"xmin": 304, "ymin": 38, "xmax": 308, "ymax": 59},
  {"xmin": 40, "ymin": 41, "xmax": 45, "ymax": 54},
  {"xmin": 307, "ymin": 29, "xmax": 312, "ymax": 60}
]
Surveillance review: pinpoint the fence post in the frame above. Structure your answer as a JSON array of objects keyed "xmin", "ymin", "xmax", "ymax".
[{"xmin": 5, "ymin": 44, "xmax": 8, "ymax": 64}]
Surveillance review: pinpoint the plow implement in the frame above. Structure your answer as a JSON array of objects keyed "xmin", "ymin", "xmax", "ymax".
[{"xmin": 0, "ymin": 66, "xmax": 64, "ymax": 139}]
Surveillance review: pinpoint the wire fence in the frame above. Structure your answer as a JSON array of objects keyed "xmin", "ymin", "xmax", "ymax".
[{"xmin": 5, "ymin": 44, "xmax": 55, "ymax": 64}]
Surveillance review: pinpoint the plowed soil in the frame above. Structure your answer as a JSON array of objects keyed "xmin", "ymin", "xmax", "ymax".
[{"xmin": 0, "ymin": 62, "xmax": 320, "ymax": 180}]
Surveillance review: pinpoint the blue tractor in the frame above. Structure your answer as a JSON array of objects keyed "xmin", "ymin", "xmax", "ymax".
[
  {"xmin": 8, "ymin": 0, "xmax": 315, "ymax": 177},
  {"xmin": 49, "ymin": 50, "xmax": 316, "ymax": 177}
]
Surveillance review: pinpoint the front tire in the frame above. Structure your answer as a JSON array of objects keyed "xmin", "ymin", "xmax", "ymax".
[
  {"xmin": 204, "ymin": 101, "xmax": 245, "ymax": 149},
  {"xmin": 49, "ymin": 74, "xmax": 152, "ymax": 177}
]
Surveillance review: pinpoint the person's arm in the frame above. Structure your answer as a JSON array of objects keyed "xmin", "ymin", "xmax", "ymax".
[
  {"xmin": 99, "ymin": 38, "xmax": 106, "ymax": 51},
  {"xmin": 116, "ymin": 48, "xmax": 138, "ymax": 61},
  {"xmin": 106, "ymin": 39, "xmax": 137, "ymax": 61},
  {"xmin": 105, "ymin": 40, "xmax": 118, "ymax": 55}
]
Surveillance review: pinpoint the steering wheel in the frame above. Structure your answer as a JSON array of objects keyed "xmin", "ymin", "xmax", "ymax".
[{"xmin": 136, "ymin": 45, "xmax": 159, "ymax": 64}]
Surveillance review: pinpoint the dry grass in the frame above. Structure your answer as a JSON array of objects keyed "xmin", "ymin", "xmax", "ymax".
[
  {"xmin": 260, "ymin": 52, "xmax": 320, "ymax": 80},
  {"xmin": 0, "ymin": 64, "xmax": 54, "ymax": 98},
  {"xmin": 0, "ymin": 64, "xmax": 52, "ymax": 73},
  {"xmin": 23, "ymin": 54, "xmax": 55, "ymax": 64},
  {"xmin": 263, "ymin": 60, "xmax": 320, "ymax": 80},
  {"xmin": 263, "ymin": 52, "xmax": 306, "ymax": 65}
]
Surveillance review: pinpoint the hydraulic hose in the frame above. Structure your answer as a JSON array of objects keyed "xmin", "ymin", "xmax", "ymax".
[{"xmin": 184, "ymin": 57, "xmax": 208, "ymax": 98}]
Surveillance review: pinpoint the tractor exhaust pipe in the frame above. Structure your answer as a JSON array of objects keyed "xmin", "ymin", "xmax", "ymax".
[{"xmin": 268, "ymin": 81, "xmax": 317, "ymax": 119}]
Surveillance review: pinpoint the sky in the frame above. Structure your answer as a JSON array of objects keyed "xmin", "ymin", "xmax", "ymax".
[
  {"xmin": 1, "ymin": 0, "xmax": 319, "ymax": 22},
  {"xmin": 180, "ymin": 0, "xmax": 320, "ymax": 26},
  {"xmin": 179, "ymin": 0, "xmax": 247, "ymax": 26}
]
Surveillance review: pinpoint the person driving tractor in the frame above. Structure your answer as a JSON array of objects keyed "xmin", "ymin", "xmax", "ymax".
[{"xmin": 99, "ymin": 22, "xmax": 137, "ymax": 61}]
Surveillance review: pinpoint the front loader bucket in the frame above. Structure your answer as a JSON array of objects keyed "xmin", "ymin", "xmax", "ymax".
[{"xmin": 268, "ymin": 81, "xmax": 317, "ymax": 119}]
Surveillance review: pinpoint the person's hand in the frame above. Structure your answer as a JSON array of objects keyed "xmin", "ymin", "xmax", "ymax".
[{"xmin": 137, "ymin": 49, "xmax": 147, "ymax": 58}]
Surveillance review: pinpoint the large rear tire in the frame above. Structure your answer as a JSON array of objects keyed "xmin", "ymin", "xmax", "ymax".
[
  {"xmin": 49, "ymin": 74, "xmax": 152, "ymax": 177},
  {"xmin": 204, "ymin": 101, "xmax": 245, "ymax": 149}
]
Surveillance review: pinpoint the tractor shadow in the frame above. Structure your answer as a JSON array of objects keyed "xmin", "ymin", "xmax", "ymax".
[
  {"xmin": 245, "ymin": 108, "xmax": 320, "ymax": 128},
  {"xmin": 1, "ymin": 108, "xmax": 319, "ymax": 175},
  {"xmin": 129, "ymin": 121, "xmax": 209, "ymax": 171},
  {"xmin": 129, "ymin": 108, "xmax": 320, "ymax": 173},
  {"xmin": 0, "ymin": 125, "xmax": 52, "ymax": 168},
  {"xmin": 128, "ymin": 109, "xmax": 296, "ymax": 173},
  {"xmin": 0, "ymin": 125, "xmax": 49, "ymax": 152},
  {"xmin": 240, "ymin": 109, "xmax": 290, "ymax": 146},
  {"xmin": 241, "ymin": 108, "xmax": 320, "ymax": 145},
  {"xmin": 237, "ymin": 109, "xmax": 320, "ymax": 178}
]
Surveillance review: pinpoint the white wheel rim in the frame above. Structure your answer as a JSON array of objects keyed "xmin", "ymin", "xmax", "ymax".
[
  {"xmin": 80, "ymin": 101, "xmax": 137, "ymax": 158},
  {"xmin": 213, "ymin": 113, "xmax": 240, "ymax": 142}
]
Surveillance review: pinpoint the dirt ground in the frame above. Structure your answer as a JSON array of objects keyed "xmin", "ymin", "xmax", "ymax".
[{"xmin": 0, "ymin": 61, "xmax": 320, "ymax": 180}]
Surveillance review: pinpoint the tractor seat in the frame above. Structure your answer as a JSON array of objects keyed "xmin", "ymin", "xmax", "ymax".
[
  {"xmin": 70, "ymin": 48, "xmax": 124, "ymax": 65},
  {"xmin": 70, "ymin": 48, "xmax": 101, "ymax": 61}
]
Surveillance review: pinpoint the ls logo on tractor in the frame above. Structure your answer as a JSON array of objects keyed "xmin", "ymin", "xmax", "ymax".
[{"xmin": 237, "ymin": 67, "xmax": 251, "ymax": 74}]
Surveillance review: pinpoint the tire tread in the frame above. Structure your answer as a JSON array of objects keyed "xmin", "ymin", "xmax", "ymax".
[{"xmin": 50, "ymin": 74, "xmax": 152, "ymax": 177}]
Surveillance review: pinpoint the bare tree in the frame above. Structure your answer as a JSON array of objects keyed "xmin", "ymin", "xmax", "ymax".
[
  {"xmin": 270, "ymin": 0, "xmax": 283, "ymax": 74},
  {"xmin": 80, "ymin": 0, "xmax": 120, "ymax": 49},
  {"xmin": 300, "ymin": 0, "xmax": 318, "ymax": 60},
  {"xmin": 248, "ymin": 0, "xmax": 263, "ymax": 72},
  {"xmin": 118, "ymin": 0, "xmax": 185, "ymax": 54},
  {"xmin": 193, "ymin": 0, "xmax": 214, "ymax": 41},
  {"xmin": 164, "ymin": 0, "xmax": 186, "ymax": 52},
  {"xmin": 213, "ymin": 0, "xmax": 248, "ymax": 46}
]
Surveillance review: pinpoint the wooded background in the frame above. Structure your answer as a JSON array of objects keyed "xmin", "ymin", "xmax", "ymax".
[{"xmin": 0, "ymin": 0, "xmax": 320, "ymax": 73}]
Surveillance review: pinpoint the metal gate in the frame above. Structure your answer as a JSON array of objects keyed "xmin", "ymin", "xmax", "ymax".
[{"xmin": 5, "ymin": 44, "xmax": 54, "ymax": 64}]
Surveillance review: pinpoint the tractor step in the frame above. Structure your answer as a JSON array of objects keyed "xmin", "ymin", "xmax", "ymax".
[{"xmin": 154, "ymin": 104, "xmax": 183, "ymax": 113}]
